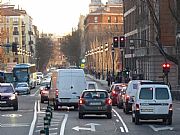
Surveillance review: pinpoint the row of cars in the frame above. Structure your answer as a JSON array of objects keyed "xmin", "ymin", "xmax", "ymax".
[{"xmin": 109, "ymin": 80, "xmax": 173, "ymax": 125}]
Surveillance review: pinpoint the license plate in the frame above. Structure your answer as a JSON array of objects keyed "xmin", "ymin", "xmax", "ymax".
[
  {"xmin": 141, "ymin": 109, "xmax": 153, "ymax": 112},
  {"xmin": 61, "ymin": 99, "xmax": 69, "ymax": 102},
  {"xmin": 0, "ymin": 101, "xmax": 7, "ymax": 104},
  {"xmin": 90, "ymin": 102, "xmax": 101, "ymax": 105}
]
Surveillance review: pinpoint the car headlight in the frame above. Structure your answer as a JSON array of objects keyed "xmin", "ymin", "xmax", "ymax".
[{"xmin": 9, "ymin": 94, "xmax": 16, "ymax": 100}]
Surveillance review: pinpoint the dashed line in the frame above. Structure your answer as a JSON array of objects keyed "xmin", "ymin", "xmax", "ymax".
[{"xmin": 120, "ymin": 127, "xmax": 125, "ymax": 132}]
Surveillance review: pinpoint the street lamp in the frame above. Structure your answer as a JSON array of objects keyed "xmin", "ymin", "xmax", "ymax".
[
  {"xmin": 111, "ymin": 44, "xmax": 115, "ymax": 83},
  {"xmin": 105, "ymin": 43, "xmax": 109, "ymax": 78}
]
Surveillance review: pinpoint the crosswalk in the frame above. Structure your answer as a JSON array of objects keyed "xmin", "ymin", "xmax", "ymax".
[{"xmin": 34, "ymin": 112, "xmax": 64, "ymax": 135}]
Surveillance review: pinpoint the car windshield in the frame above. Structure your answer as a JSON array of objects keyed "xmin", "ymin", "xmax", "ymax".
[
  {"xmin": 83, "ymin": 91, "xmax": 108, "ymax": 99},
  {"xmin": 0, "ymin": 86, "xmax": 14, "ymax": 93},
  {"xmin": 155, "ymin": 88, "xmax": 169, "ymax": 100},
  {"xmin": 41, "ymin": 82, "xmax": 50, "ymax": 86},
  {"xmin": 139, "ymin": 87, "xmax": 153, "ymax": 100},
  {"xmin": 17, "ymin": 84, "xmax": 28, "ymax": 87}
]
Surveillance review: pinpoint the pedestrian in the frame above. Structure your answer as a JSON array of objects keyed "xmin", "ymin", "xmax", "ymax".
[{"xmin": 107, "ymin": 71, "xmax": 111, "ymax": 86}]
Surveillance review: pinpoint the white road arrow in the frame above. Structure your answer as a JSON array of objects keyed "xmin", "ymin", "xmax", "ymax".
[
  {"xmin": 149, "ymin": 125, "xmax": 174, "ymax": 132},
  {"xmin": 72, "ymin": 123, "xmax": 100, "ymax": 132}
]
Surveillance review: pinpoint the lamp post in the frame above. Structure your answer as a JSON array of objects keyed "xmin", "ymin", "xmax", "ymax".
[
  {"xmin": 129, "ymin": 40, "xmax": 135, "ymax": 74},
  {"xmin": 101, "ymin": 45, "xmax": 104, "ymax": 79},
  {"xmin": 105, "ymin": 43, "xmax": 109, "ymax": 79},
  {"xmin": 22, "ymin": 49, "xmax": 25, "ymax": 63},
  {"xmin": 112, "ymin": 44, "xmax": 115, "ymax": 83}
]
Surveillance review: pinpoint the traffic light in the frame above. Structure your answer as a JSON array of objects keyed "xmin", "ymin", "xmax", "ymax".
[
  {"xmin": 113, "ymin": 36, "xmax": 119, "ymax": 48},
  {"xmin": 162, "ymin": 63, "xmax": 170, "ymax": 74},
  {"xmin": 120, "ymin": 36, "xmax": 125, "ymax": 48}
]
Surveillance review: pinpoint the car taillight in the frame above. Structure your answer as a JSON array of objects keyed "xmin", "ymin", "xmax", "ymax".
[
  {"xmin": 106, "ymin": 98, "xmax": 112, "ymax": 105},
  {"xmin": 79, "ymin": 98, "xmax": 85, "ymax": 105},
  {"xmin": 169, "ymin": 104, "xmax": 173, "ymax": 111},
  {"xmin": 136, "ymin": 104, "xmax": 140, "ymax": 111},
  {"xmin": 125, "ymin": 95, "xmax": 130, "ymax": 101}
]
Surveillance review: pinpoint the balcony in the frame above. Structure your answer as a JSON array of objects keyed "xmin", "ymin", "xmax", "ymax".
[
  {"xmin": 13, "ymin": 31, "xmax": 19, "ymax": 35},
  {"xmin": 28, "ymin": 31, "xmax": 33, "ymax": 35},
  {"xmin": 13, "ymin": 21, "xmax": 18, "ymax": 25}
]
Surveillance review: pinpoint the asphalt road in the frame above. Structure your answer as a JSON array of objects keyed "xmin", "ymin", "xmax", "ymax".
[{"xmin": 0, "ymin": 77, "xmax": 180, "ymax": 135}]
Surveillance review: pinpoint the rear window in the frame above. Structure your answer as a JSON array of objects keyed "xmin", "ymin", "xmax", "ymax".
[
  {"xmin": 0, "ymin": 86, "xmax": 14, "ymax": 93},
  {"xmin": 139, "ymin": 87, "xmax": 153, "ymax": 100},
  {"xmin": 88, "ymin": 84, "xmax": 96, "ymax": 89},
  {"xmin": 82, "ymin": 91, "xmax": 108, "ymax": 99},
  {"xmin": 155, "ymin": 88, "xmax": 169, "ymax": 100}
]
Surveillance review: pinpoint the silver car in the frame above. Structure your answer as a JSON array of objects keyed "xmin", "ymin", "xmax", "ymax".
[{"xmin": 15, "ymin": 82, "xmax": 30, "ymax": 95}]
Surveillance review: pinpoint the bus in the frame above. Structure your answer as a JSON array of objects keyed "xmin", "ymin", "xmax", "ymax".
[{"xmin": 12, "ymin": 63, "xmax": 37, "ymax": 88}]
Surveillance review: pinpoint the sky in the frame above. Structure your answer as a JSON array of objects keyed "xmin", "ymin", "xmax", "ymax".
[{"xmin": 3, "ymin": 0, "xmax": 107, "ymax": 35}]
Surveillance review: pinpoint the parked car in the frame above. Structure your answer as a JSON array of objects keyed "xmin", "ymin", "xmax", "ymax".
[
  {"xmin": 86, "ymin": 81, "xmax": 98, "ymax": 90},
  {"xmin": 78, "ymin": 89, "xmax": 112, "ymax": 119},
  {"xmin": 15, "ymin": 82, "xmax": 30, "ymax": 95},
  {"xmin": 132, "ymin": 82, "xmax": 173, "ymax": 125},
  {"xmin": 0, "ymin": 83, "xmax": 18, "ymax": 110},
  {"xmin": 117, "ymin": 86, "xmax": 127, "ymax": 108},
  {"xmin": 109, "ymin": 83, "xmax": 127, "ymax": 105},
  {"xmin": 39, "ymin": 78, "xmax": 51, "ymax": 94},
  {"xmin": 123, "ymin": 80, "xmax": 152, "ymax": 114}
]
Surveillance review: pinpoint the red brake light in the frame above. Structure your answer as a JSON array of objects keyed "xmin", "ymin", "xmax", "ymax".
[
  {"xmin": 55, "ymin": 89, "xmax": 58, "ymax": 97},
  {"xmin": 125, "ymin": 95, "xmax": 130, "ymax": 101},
  {"xmin": 169, "ymin": 104, "xmax": 173, "ymax": 111},
  {"xmin": 79, "ymin": 98, "xmax": 85, "ymax": 105},
  {"xmin": 42, "ymin": 90, "xmax": 48, "ymax": 94},
  {"xmin": 106, "ymin": 98, "xmax": 112, "ymax": 105},
  {"xmin": 136, "ymin": 104, "xmax": 140, "ymax": 111}
]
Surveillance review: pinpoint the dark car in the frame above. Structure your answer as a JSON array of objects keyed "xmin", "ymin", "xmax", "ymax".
[
  {"xmin": 40, "ymin": 79, "xmax": 51, "ymax": 103},
  {"xmin": 78, "ymin": 89, "xmax": 112, "ymax": 119},
  {"xmin": 0, "ymin": 83, "xmax": 18, "ymax": 110},
  {"xmin": 15, "ymin": 82, "xmax": 30, "ymax": 95},
  {"xmin": 117, "ymin": 87, "xmax": 127, "ymax": 108},
  {"xmin": 109, "ymin": 83, "xmax": 127, "ymax": 105}
]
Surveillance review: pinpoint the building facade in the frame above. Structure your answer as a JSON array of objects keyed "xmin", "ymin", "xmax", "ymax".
[
  {"xmin": 123, "ymin": 0, "xmax": 178, "ymax": 88},
  {"xmin": 84, "ymin": 0, "xmax": 123, "ymax": 79}
]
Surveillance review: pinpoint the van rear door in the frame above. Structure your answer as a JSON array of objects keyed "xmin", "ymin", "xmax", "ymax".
[{"xmin": 154, "ymin": 87, "xmax": 171, "ymax": 114}]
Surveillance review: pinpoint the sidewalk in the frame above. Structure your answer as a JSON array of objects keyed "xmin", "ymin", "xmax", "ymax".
[{"xmin": 85, "ymin": 74, "xmax": 109, "ymax": 90}]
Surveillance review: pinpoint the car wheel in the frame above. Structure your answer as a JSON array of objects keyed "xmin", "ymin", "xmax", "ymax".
[
  {"xmin": 117, "ymin": 103, "xmax": 120, "ymax": 109},
  {"xmin": 124, "ymin": 106, "xmax": 129, "ymax": 114},
  {"xmin": 41, "ymin": 98, "xmax": 44, "ymax": 103},
  {"xmin": 79, "ymin": 113, "xmax": 83, "ymax": 119},
  {"xmin": 132, "ymin": 112, "xmax": 135, "ymax": 122},
  {"xmin": 167, "ymin": 117, "xmax": 172, "ymax": 125},
  {"xmin": 135, "ymin": 115, "xmax": 140, "ymax": 125},
  {"xmin": 107, "ymin": 113, "xmax": 112, "ymax": 119},
  {"xmin": 13, "ymin": 104, "xmax": 18, "ymax": 111}
]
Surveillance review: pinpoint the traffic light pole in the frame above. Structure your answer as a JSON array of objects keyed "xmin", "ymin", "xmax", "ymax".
[{"xmin": 112, "ymin": 47, "xmax": 115, "ymax": 83}]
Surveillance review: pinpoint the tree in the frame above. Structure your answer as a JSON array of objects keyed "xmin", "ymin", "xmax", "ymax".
[
  {"xmin": 60, "ymin": 29, "xmax": 81, "ymax": 66},
  {"xmin": 36, "ymin": 38, "xmax": 53, "ymax": 72}
]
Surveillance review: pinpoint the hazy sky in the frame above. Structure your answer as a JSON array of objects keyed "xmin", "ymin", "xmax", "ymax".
[{"xmin": 4, "ymin": 0, "xmax": 107, "ymax": 35}]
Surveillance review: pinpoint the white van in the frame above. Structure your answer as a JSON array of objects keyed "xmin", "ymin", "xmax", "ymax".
[
  {"xmin": 132, "ymin": 82, "xmax": 173, "ymax": 125},
  {"xmin": 52, "ymin": 69, "xmax": 87, "ymax": 110},
  {"xmin": 123, "ymin": 80, "xmax": 152, "ymax": 114}
]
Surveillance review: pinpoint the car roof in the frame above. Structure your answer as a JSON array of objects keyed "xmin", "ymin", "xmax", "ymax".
[
  {"xmin": 140, "ymin": 84, "xmax": 169, "ymax": 88},
  {"xmin": 82, "ymin": 89, "xmax": 107, "ymax": 92},
  {"xmin": 86, "ymin": 81, "xmax": 97, "ymax": 84},
  {"xmin": 0, "ymin": 83, "xmax": 13, "ymax": 86}
]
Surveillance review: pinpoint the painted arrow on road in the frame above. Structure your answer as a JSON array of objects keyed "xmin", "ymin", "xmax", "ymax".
[
  {"xmin": 149, "ymin": 125, "xmax": 174, "ymax": 131},
  {"xmin": 72, "ymin": 123, "xmax": 100, "ymax": 132}
]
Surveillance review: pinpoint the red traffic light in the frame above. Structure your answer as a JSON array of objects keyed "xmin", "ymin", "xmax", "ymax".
[
  {"xmin": 162, "ymin": 63, "xmax": 170, "ymax": 68},
  {"xmin": 162, "ymin": 63, "xmax": 170, "ymax": 74}
]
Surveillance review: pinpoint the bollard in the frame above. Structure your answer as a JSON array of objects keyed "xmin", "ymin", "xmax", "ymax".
[
  {"xmin": 40, "ymin": 129, "xmax": 45, "ymax": 135},
  {"xmin": 44, "ymin": 117, "xmax": 49, "ymax": 135},
  {"xmin": 46, "ymin": 109, "xmax": 51, "ymax": 125},
  {"xmin": 47, "ymin": 106, "xmax": 53, "ymax": 118}
]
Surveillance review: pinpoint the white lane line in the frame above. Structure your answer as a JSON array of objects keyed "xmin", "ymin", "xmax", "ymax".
[
  {"xmin": 28, "ymin": 101, "xmax": 37, "ymax": 135},
  {"xmin": 37, "ymin": 100, "xmax": 40, "ymax": 113},
  {"xmin": 34, "ymin": 89, "xmax": 40, "ymax": 96},
  {"xmin": 59, "ymin": 114, "xmax": 68, "ymax": 135},
  {"xmin": 112, "ymin": 109, "xmax": 129, "ymax": 133},
  {"xmin": 120, "ymin": 127, "xmax": 125, "ymax": 132},
  {"xmin": 116, "ymin": 119, "xmax": 119, "ymax": 122},
  {"xmin": 49, "ymin": 133, "xmax": 57, "ymax": 135}
]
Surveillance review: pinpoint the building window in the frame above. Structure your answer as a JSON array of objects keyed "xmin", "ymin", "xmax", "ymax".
[
  {"xmin": 94, "ymin": 16, "xmax": 98, "ymax": 23},
  {"xmin": 14, "ymin": 37, "xmax": 18, "ymax": 43},
  {"xmin": 114, "ymin": 17, "xmax": 118, "ymax": 23},
  {"xmin": 94, "ymin": 25, "xmax": 98, "ymax": 31},
  {"xmin": 108, "ymin": 16, "xmax": 111, "ymax": 23}
]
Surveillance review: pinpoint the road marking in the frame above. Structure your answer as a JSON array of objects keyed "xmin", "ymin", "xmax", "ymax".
[
  {"xmin": 28, "ymin": 101, "xmax": 37, "ymax": 135},
  {"xmin": 37, "ymin": 100, "xmax": 40, "ymax": 113},
  {"xmin": 116, "ymin": 119, "xmax": 119, "ymax": 122},
  {"xmin": 120, "ymin": 127, "xmax": 125, "ymax": 132},
  {"xmin": 149, "ymin": 125, "xmax": 174, "ymax": 132},
  {"xmin": 59, "ymin": 114, "xmax": 68, "ymax": 135},
  {"xmin": 0, "ymin": 123, "xmax": 30, "ymax": 127},
  {"xmin": 1, "ymin": 114, "xmax": 22, "ymax": 117},
  {"xmin": 72, "ymin": 123, "xmax": 100, "ymax": 132},
  {"xmin": 112, "ymin": 109, "xmax": 129, "ymax": 132},
  {"xmin": 49, "ymin": 133, "xmax": 57, "ymax": 135}
]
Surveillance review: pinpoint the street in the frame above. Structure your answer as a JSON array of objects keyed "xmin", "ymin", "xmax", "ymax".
[{"xmin": 0, "ymin": 76, "xmax": 180, "ymax": 135}]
